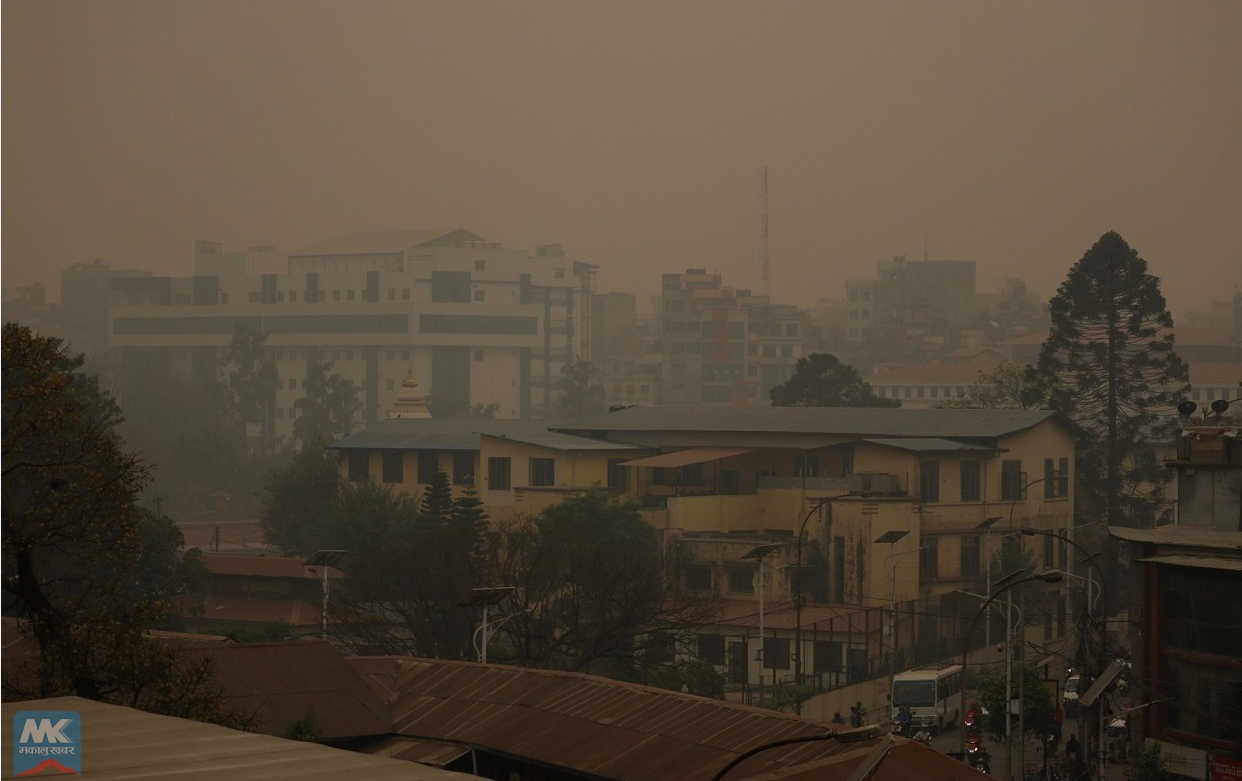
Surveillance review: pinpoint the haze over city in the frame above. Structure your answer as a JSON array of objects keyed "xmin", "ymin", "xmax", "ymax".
[{"xmin": 4, "ymin": 1, "xmax": 1241, "ymax": 315}]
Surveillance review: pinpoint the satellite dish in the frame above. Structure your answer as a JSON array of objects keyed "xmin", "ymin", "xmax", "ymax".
[{"xmin": 1177, "ymin": 400, "xmax": 1197, "ymax": 417}]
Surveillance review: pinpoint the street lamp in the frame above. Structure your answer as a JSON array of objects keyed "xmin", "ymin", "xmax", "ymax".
[
  {"xmin": 958, "ymin": 568, "xmax": 1064, "ymax": 763},
  {"xmin": 874, "ymin": 530, "xmax": 910, "ymax": 674},
  {"xmin": 885, "ymin": 544, "xmax": 928, "ymax": 675},
  {"xmin": 793, "ymin": 494, "xmax": 851, "ymax": 693},
  {"xmin": 743, "ymin": 543, "xmax": 783, "ymax": 703},
  {"xmin": 456, "ymin": 586, "xmax": 516, "ymax": 664},
  {"xmin": 304, "ymin": 549, "xmax": 347, "ymax": 640},
  {"xmin": 709, "ymin": 724, "xmax": 885, "ymax": 781},
  {"xmin": 1020, "ymin": 526, "xmax": 1108, "ymax": 625},
  {"xmin": 976, "ymin": 516, "xmax": 1004, "ymax": 643}
]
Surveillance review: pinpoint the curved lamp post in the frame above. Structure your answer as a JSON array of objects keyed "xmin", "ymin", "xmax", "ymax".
[
  {"xmin": 710, "ymin": 724, "xmax": 885, "ymax": 781},
  {"xmin": 793, "ymin": 494, "xmax": 852, "ymax": 700},
  {"xmin": 958, "ymin": 568, "xmax": 1064, "ymax": 763},
  {"xmin": 1020, "ymin": 526, "xmax": 1107, "ymax": 628}
]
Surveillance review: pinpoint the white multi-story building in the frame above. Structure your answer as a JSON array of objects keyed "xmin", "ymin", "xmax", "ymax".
[{"xmin": 107, "ymin": 230, "xmax": 595, "ymax": 444}]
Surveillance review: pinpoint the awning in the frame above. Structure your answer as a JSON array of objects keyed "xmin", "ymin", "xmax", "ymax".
[
  {"xmin": 619, "ymin": 447, "xmax": 755, "ymax": 468},
  {"xmin": 1135, "ymin": 554, "xmax": 1242, "ymax": 571}
]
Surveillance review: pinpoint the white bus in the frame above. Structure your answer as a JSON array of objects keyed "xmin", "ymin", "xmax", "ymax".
[{"xmin": 890, "ymin": 664, "xmax": 963, "ymax": 734}]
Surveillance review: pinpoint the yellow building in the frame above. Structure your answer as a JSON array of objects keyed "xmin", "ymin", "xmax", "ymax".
[{"xmin": 329, "ymin": 405, "xmax": 1081, "ymax": 689}]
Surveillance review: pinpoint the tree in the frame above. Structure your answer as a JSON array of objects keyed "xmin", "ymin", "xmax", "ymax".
[
  {"xmin": 1036, "ymin": 232, "xmax": 1189, "ymax": 531},
  {"xmin": 483, "ymin": 493, "xmax": 719, "ymax": 677},
  {"xmin": 2, "ymin": 323, "xmax": 236, "ymax": 723},
  {"xmin": 259, "ymin": 442, "xmax": 343, "ymax": 554},
  {"xmin": 977, "ymin": 662, "xmax": 1055, "ymax": 742},
  {"xmin": 1132, "ymin": 739, "xmax": 1170, "ymax": 781},
  {"xmin": 769, "ymin": 353, "xmax": 900, "ymax": 408},
  {"xmin": 555, "ymin": 357, "xmax": 606, "ymax": 418},
  {"xmin": 426, "ymin": 393, "xmax": 501, "ymax": 420},
  {"xmin": 292, "ymin": 361, "xmax": 360, "ymax": 447},
  {"xmin": 219, "ymin": 324, "xmax": 280, "ymax": 455},
  {"xmin": 941, "ymin": 363, "xmax": 1049, "ymax": 410},
  {"xmin": 419, "ymin": 469, "xmax": 455, "ymax": 526}
]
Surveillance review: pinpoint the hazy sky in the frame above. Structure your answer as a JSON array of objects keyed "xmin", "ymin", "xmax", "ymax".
[{"xmin": 4, "ymin": 1, "xmax": 1240, "ymax": 317}]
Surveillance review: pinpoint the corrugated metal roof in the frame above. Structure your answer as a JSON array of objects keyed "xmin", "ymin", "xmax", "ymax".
[
  {"xmin": 839, "ymin": 438, "xmax": 999, "ymax": 454},
  {"xmin": 0, "ymin": 696, "xmax": 471, "ymax": 780},
  {"xmin": 620, "ymin": 447, "xmax": 756, "ymax": 468},
  {"xmin": 559, "ymin": 406, "xmax": 1069, "ymax": 441},
  {"xmin": 742, "ymin": 740, "xmax": 981, "ymax": 781},
  {"xmin": 181, "ymin": 641, "xmax": 392, "ymax": 740},
  {"xmin": 1109, "ymin": 525, "xmax": 1242, "ymax": 551},
  {"xmin": 1135, "ymin": 554, "xmax": 1242, "ymax": 571},
  {"xmin": 289, "ymin": 229, "xmax": 484, "ymax": 257},
  {"xmin": 350, "ymin": 657, "xmax": 915, "ymax": 781},
  {"xmin": 329, "ymin": 418, "xmax": 644, "ymax": 452}
]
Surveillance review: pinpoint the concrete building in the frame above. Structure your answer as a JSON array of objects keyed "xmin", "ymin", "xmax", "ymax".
[
  {"xmin": 106, "ymin": 231, "xmax": 596, "ymax": 446},
  {"xmin": 330, "ymin": 405, "xmax": 1079, "ymax": 697},
  {"xmin": 1112, "ymin": 398, "xmax": 1242, "ymax": 777},
  {"xmin": 653, "ymin": 269, "xmax": 807, "ymax": 406}
]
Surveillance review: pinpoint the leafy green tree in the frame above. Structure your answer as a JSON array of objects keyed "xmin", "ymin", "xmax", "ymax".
[
  {"xmin": 646, "ymin": 658, "xmax": 726, "ymax": 699},
  {"xmin": 555, "ymin": 357, "xmax": 607, "ymax": 418},
  {"xmin": 2, "ymin": 323, "xmax": 237, "ymax": 723},
  {"xmin": 219, "ymin": 324, "xmax": 280, "ymax": 455},
  {"xmin": 940, "ymin": 363, "xmax": 1049, "ymax": 410},
  {"xmin": 1036, "ymin": 232, "xmax": 1189, "ymax": 531},
  {"xmin": 118, "ymin": 371, "xmax": 247, "ymax": 508},
  {"xmin": 484, "ymin": 492, "xmax": 719, "ymax": 677},
  {"xmin": 281, "ymin": 707, "xmax": 322, "ymax": 742},
  {"xmin": 129, "ymin": 508, "xmax": 211, "ymax": 609},
  {"xmin": 977, "ymin": 662, "xmax": 1055, "ymax": 741},
  {"xmin": 259, "ymin": 442, "xmax": 342, "ymax": 554},
  {"xmin": 769, "ymin": 353, "xmax": 900, "ymax": 408},
  {"xmin": 1132, "ymin": 739, "xmax": 1170, "ymax": 781},
  {"xmin": 292, "ymin": 361, "xmax": 360, "ymax": 447}
]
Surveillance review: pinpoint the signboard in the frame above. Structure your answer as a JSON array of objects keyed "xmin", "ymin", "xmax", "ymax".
[
  {"xmin": 1211, "ymin": 755, "xmax": 1242, "ymax": 781},
  {"xmin": 1153, "ymin": 739, "xmax": 1208, "ymax": 781},
  {"xmin": 13, "ymin": 711, "xmax": 81, "ymax": 776}
]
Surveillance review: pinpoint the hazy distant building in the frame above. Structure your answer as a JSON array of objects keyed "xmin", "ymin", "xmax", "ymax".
[
  {"xmin": 653, "ymin": 270, "xmax": 806, "ymax": 406},
  {"xmin": 106, "ymin": 230, "xmax": 595, "ymax": 443}
]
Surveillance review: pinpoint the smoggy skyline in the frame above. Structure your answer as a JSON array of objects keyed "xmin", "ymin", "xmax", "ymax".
[{"xmin": 4, "ymin": 1, "xmax": 1240, "ymax": 318}]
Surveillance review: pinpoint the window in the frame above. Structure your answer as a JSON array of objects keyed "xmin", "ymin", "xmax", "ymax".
[
  {"xmin": 382, "ymin": 451, "xmax": 403, "ymax": 483},
  {"xmin": 1044, "ymin": 534, "xmax": 1055, "ymax": 568},
  {"xmin": 288, "ymin": 379, "xmax": 297, "ymax": 390},
  {"xmin": 452, "ymin": 452, "xmax": 474, "ymax": 485},
  {"xmin": 1001, "ymin": 460, "xmax": 1024, "ymax": 501},
  {"xmin": 333, "ymin": 290, "xmax": 341, "ymax": 301},
  {"xmin": 473, "ymin": 349, "xmax": 484, "ymax": 362},
  {"xmin": 347, "ymin": 289, "xmax": 355, "ymax": 301},
  {"xmin": 348, "ymin": 451, "xmax": 368, "ymax": 481},
  {"xmin": 418, "ymin": 451, "xmax": 438, "ymax": 484},
  {"xmin": 488, "ymin": 457, "xmax": 511, "ymax": 490},
  {"xmin": 1044, "ymin": 456, "xmax": 1070, "ymax": 498},
  {"xmin": 796, "ymin": 455, "xmax": 818, "ymax": 478},
  {"xmin": 919, "ymin": 461, "xmax": 940, "ymax": 503},
  {"xmin": 920, "ymin": 537, "xmax": 939, "ymax": 581},
  {"xmin": 961, "ymin": 460, "xmax": 981, "ymax": 502},
  {"xmin": 698, "ymin": 633, "xmax": 726, "ymax": 665},
  {"xmin": 607, "ymin": 458, "xmax": 630, "ymax": 490},
  {"xmin": 554, "ymin": 268, "xmax": 565, "ymax": 279},
  {"xmin": 687, "ymin": 566, "xmax": 713, "ymax": 592},
  {"xmin": 529, "ymin": 457, "xmax": 555, "ymax": 486},
  {"xmin": 475, "ymin": 260, "xmax": 486, "ymax": 271},
  {"xmin": 473, "ymin": 289, "xmax": 485, "ymax": 302},
  {"xmin": 961, "ymin": 534, "xmax": 981, "ymax": 578},
  {"xmin": 402, "ymin": 288, "xmax": 410, "ymax": 300},
  {"xmin": 763, "ymin": 637, "xmax": 791, "ymax": 670},
  {"xmin": 727, "ymin": 570, "xmax": 754, "ymax": 594}
]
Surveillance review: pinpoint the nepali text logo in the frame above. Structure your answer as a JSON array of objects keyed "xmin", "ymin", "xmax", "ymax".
[{"xmin": 14, "ymin": 711, "xmax": 80, "ymax": 776}]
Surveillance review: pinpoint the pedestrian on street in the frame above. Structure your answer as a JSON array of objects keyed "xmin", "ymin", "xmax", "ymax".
[
  {"xmin": 851, "ymin": 701, "xmax": 864, "ymax": 727},
  {"xmin": 832, "ymin": 711, "xmax": 845, "ymax": 724}
]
